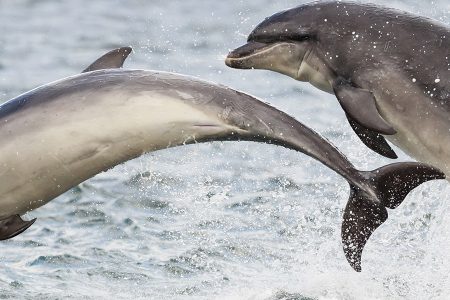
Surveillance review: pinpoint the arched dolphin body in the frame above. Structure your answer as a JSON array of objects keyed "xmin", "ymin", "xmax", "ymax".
[
  {"xmin": 226, "ymin": 1, "xmax": 450, "ymax": 168},
  {"xmin": 0, "ymin": 50, "xmax": 444, "ymax": 271}
]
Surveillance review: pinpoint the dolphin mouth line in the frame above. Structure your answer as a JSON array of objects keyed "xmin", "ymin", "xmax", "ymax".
[
  {"xmin": 192, "ymin": 123, "xmax": 220, "ymax": 127},
  {"xmin": 225, "ymin": 41, "xmax": 285, "ymax": 67},
  {"xmin": 193, "ymin": 124, "xmax": 222, "ymax": 128}
]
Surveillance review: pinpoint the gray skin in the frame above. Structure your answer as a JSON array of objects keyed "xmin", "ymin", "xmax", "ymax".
[
  {"xmin": 0, "ymin": 66, "xmax": 444, "ymax": 272},
  {"xmin": 82, "ymin": 46, "xmax": 132, "ymax": 73},
  {"xmin": 0, "ymin": 48, "xmax": 133, "ymax": 242},
  {"xmin": 0, "ymin": 69, "xmax": 376, "ymax": 216},
  {"xmin": 225, "ymin": 1, "xmax": 450, "ymax": 172}
]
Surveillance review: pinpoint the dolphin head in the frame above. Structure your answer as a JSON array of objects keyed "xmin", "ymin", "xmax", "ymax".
[
  {"xmin": 225, "ymin": 2, "xmax": 336, "ymax": 92},
  {"xmin": 248, "ymin": 3, "xmax": 318, "ymax": 43}
]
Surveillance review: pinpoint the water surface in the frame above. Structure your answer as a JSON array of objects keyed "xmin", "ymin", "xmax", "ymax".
[{"xmin": 0, "ymin": 1, "xmax": 449, "ymax": 299}]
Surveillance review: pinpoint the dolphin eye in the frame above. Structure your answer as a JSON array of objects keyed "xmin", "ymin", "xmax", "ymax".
[
  {"xmin": 278, "ymin": 33, "xmax": 311, "ymax": 42},
  {"xmin": 247, "ymin": 32, "xmax": 311, "ymax": 43},
  {"xmin": 293, "ymin": 34, "xmax": 311, "ymax": 42}
]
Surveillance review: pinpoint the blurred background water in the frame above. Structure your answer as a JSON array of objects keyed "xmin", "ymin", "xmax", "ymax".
[{"xmin": 0, "ymin": 0, "xmax": 449, "ymax": 299}]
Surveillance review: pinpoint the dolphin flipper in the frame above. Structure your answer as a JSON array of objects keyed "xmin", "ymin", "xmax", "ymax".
[
  {"xmin": 342, "ymin": 163, "xmax": 444, "ymax": 272},
  {"xmin": 82, "ymin": 47, "xmax": 132, "ymax": 73},
  {"xmin": 333, "ymin": 79, "xmax": 396, "ymax": 135},
  {"xmin": 346, "ymin": 114, "xmax": 398, "ymax": 159},
  {"xmin": 0, "ymin": 215, "xmax": 36, "ymax": 240}
]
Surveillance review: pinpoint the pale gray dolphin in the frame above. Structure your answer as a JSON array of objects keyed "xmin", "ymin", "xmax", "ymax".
[
  {"xmin": 0, "ymin": 47, "xmax": 133, "ymax": 237},
  {"xmin": 0, "ymin": 67, "xmax": 444, "ymax": 271},
  {"xmin": 226, "ymin": 1, "xmax": 450, "ymax": 164}
]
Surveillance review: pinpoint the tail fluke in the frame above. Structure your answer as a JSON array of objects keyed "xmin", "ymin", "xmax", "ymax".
[
  {"xmin": 342, "ymin": 186, "xmax": 387, "ymax": 272},
  {"xmin": 342, "ymin": 162, "xmax": 445, "ymax": 272}
]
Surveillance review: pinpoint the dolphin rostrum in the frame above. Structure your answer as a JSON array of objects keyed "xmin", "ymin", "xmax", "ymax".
[
  {"xmin": 0, "ymin": 66, "xmax": 444, "ymax": 271},
  {"xmin": 226, "ymin": 1, "xmax": 450, "ymax": 163}
]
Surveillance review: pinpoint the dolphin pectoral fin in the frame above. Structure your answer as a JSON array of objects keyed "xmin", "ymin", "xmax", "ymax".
[
  {"xmin": 343, "ymin": 163, "xmax": 444, "ymax": 272},
  {"xmin": 82, "ymin": 46, "xmax": 132, "ymax": 73},
  {"xmin": 0, "ymin": 215, "xmax": 36, "ymax": 240},
  {"xmin": 346, "ymin": 114, "xmax": 398, "ymax": 159},
  {"xmin": 333, "ymin": 80, "xmax": 396, "ymax": 135}
]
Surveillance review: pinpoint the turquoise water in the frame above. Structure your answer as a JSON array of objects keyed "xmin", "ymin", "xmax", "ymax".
[{"xmin": 0, "ymin": 1, "xmax": 449, "ymax": 299}]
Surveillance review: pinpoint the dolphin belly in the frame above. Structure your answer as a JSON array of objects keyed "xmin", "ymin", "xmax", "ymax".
[
  {"xmin": 0, "ymin": 88, "xmax": 231, "ymax": 217},
  {"xmin": 384, "ymin": 117, "xmax": 450, "ymax": 177},
  {"xmin": 361, "ymin": 71, "xmax": 450, "ymax": 176}
]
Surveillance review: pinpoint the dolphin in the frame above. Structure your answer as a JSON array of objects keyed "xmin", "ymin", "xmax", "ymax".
[
  {"xmin": 0, "ymin": 59, "xmax": 444, "ymax": 272},
  {"xmin": 226, "ymin": 1, "xmax": 450, "ymax": 165}
]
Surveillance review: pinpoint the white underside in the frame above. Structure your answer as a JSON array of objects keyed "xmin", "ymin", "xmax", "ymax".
[
  {"xmin": 0, "ymin": 90, "xmax": 234, "ymax": 216},
  {"xmin": 374, "ymin": 89, "xmax": 450, "ymax": 177},
  {"xmin": 297, "ymin": 60, "xmax": 334, "ymax": 94}
]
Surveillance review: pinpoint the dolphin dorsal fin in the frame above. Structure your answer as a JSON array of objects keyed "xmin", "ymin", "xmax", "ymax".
[
  {"xmin": 333, "ymin": 78, "xmax": 396, "ymax": 135},
  {"xmin": 82, "ymin": 46, "xmax": 132, "ymax": 73}
]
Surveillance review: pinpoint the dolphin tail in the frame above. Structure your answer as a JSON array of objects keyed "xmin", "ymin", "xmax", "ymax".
[
  {"xmin": 0, "ymin": 215, "xmax": 36, "ymax": 240},
  {"xmin": 342, "ymin": 162, "xmax": 445, "ymax": 272}
]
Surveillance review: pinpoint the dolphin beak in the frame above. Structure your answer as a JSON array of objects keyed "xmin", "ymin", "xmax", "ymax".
[
  {"xmin": 225, "ymin": 41, "xmax": 307, "ymax": 80},
  {"xmin": 225, "ymin": 42, "xmax": 271, "ymax": 69}
]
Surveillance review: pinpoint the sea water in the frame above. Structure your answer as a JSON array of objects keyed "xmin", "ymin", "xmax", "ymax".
[{"xmin": 0, "ymin": 1, "xmax": 449, "ymax": 299}]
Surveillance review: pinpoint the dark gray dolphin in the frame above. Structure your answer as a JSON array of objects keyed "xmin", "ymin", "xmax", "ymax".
[
  {"xmin": 226, "ymin": 1, "xmax": 450, "ymax": 163},
  {"xmin": 0, "ymin": 67, "xmax": 444, "ymax": 271}
]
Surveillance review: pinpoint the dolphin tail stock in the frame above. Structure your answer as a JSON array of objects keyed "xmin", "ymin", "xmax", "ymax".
[
  {"xmin": 342, "ymin": 162, "xmax": 445, "ymax": 272},
  {"xmin": 0, "ymin": 215, "xmax": 36, "ymax": 240}
]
